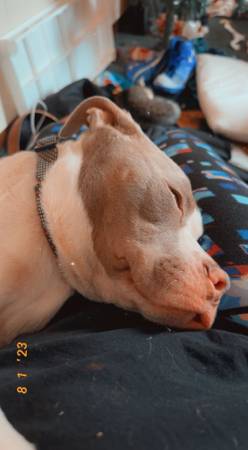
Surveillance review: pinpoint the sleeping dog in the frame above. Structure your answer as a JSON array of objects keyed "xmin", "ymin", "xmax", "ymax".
[{"xmin": 0, "ymin": 97, "xmax": 229, "ymax": 347}]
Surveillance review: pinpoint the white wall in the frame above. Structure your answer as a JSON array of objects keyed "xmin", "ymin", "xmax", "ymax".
[
  {"xmin": 0, "ymin": 0, "xmax": 58, "ymax": 130},
  {"xmin": 0, "ymin": 0, "xmax": 57, "ymax": 37},
  {"xmin": 0, "ymin": 0, "xmax": 121, "ymax": 132}
]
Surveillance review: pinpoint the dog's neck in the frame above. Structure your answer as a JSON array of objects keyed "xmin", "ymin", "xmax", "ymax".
[
  {"xmin": 34, "ymin": 135, "xmax": 83, "ymax": 261},
  {"xmin": 39, "ymin": 138, "xmax": 99, "ymax": 298},
  {"xmin": 34, "ymin": 136, "xmax": 60, "ymax": 257}
]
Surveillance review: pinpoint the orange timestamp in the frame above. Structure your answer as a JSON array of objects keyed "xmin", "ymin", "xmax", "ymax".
[{"xmin": 16, "ymin": 341, "xmax": 28, "ymax": 395}]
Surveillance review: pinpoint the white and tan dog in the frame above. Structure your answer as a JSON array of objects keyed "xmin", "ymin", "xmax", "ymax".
[{"xmin": 0, "ymin": 97, "xmax": 229, "ymax": 347}]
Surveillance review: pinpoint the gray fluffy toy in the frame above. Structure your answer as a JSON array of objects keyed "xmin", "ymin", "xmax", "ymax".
[{"xmin": 127, "ymin": 85, "xmax": 181, "ymax": 126}]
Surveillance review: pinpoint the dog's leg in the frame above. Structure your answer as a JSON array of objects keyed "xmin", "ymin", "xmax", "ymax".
[{"xmin": 0, "ymin": 283, "xmax": 72, "ymax": 347}]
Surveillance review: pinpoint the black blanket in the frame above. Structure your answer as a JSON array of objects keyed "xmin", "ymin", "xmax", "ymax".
[{"xmin": 0, "ymin": 294, "xmax": 248, "ymax": 450}]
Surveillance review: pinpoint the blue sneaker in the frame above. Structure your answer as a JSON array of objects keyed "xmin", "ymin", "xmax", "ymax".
[
  {"xmin": 153, "ymin": 37, "xmax": 196, "ymax": 95},
  {"xmin": 126, "ymin": 52, "xmax": 164, "ymax": 84}
]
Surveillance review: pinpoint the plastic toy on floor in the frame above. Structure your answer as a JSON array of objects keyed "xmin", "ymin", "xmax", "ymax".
[{"xmin": 207, "ymin": 0, "xmax": 237, "ymax": 17}]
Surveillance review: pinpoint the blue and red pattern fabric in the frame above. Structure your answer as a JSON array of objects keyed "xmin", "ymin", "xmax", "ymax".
[{"xmin": 154, "ymin": 128, "xmax": 248, "ymax": 330}]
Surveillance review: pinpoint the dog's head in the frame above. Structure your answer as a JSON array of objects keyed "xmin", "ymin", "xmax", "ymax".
[{"xmin": 60, "ymin": 97, "xmax": 229, "ymax": 330}]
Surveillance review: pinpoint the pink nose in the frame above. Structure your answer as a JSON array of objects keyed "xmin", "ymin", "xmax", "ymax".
[
  {"xmin": 185, "ymin": 263, "xmax": 230, "ymax": 330},
  {"xmin": 204, "ymin": 262, "xmax": 230, "ymax": 304}
]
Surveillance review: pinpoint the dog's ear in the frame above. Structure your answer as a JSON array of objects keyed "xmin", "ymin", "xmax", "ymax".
[
  {"xmin": 85, "ymin": 107, "xmax": 114, "ymax": 129},
  {"xmin": 59, "ymin": 96, "xmax": 139, "ymax": 139}
]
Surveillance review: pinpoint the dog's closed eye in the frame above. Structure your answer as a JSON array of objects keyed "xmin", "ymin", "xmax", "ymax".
[
  {"xmin": 114, "ymin": 256, "xmax": 130, "ymax": 272},
  {"xmin": 170, "ymin": 187, "xmax": 183, "ymax": 215}
]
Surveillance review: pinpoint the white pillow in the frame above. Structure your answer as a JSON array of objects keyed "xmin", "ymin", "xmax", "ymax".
[{"xmin": 197, "ymin": 54, "xmax": 248, "ymax": 143}]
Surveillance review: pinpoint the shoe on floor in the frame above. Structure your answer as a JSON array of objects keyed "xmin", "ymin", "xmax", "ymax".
[
  {"xmin": 126, "ymin": 51, "xmax": 164, "ymax": 84},
  {"xmin": 153, "ymin": 37, "xmax": 196, "ymax": 95}
]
